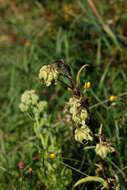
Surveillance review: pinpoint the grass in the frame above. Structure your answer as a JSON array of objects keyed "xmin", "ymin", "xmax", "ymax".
[{"xmin": 0, "ymin": 0, "xmax": 127, "ymax": 189}]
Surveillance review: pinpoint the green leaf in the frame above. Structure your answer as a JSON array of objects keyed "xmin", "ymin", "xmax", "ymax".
[{"xmin": 74, "ymin": 176, "xmax": 109, "ymax": 189}]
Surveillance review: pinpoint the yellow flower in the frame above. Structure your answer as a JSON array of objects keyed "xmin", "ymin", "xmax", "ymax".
[
  {"xmin": 49, "ymin": 153, "xmax": 55, "ymax": 159},
  {"xmin": 84, "ymin": 81, "xmax": 91, "ymax": 90},
  {"xmin": 109, "ymin": 95, "xmax": 115, "ymax": 102},
  {"xmin": 28, "ymin": 167, "xmax": 32, "ymax": 173},
  {"xmin": 24, "ymin": 41, "xmax": 30, "ymax": 48},
  {"xmin": 67, "ymin": 87, "xmax": 72, "ymax": 92}
]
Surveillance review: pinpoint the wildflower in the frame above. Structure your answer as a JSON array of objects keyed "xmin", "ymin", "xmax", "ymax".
[
  {"xmin": 109, "ymin": 95, "xmax": 115, "ymax": 102},
  {"xmin": 95, "ymin": 143, "xmax": 114, "ymax": 159},
  {"xmin": 49, "ymin": 153, "xmax": 55, "ymax": 159},
  {"xmin": 39, "ymin": 64, "xmax": 59, "ymax": 86},
  {"xmin": 19, "ymin": 90, "xmax": 48, "ymax": 120},
  {"xmin": 84, "ymin": 81, "xmax": 91, "ymax": 90},
  {"xmin": 75, "ymin": 125, "xmax": 93, "ymax": 143},
  {"xmin": 19, "ymin": 90, "xmax": 39, "ymax": 112},
  {"xmin": 28, "ymin": 167, "xmax": 32, "ymax": 173},
  {"xmin": 37, "ymin": 101, "xmax": 47, "ymax": 112},
  {"xmin": 69, "ymin": 96, "xmax": 81, "ymax": 114},
  {"xmin": 24, "ymin": 41, "xmax": 30, "ymax": 48},
  {"xmin": 69, "ymin": 96, "xmax": 88, "ymax": 124},
  {"xmin": 68, "ymin": 96, "xmax": 93, "ymax": 143},
  {"xmin": 67, "ymin": 87, "xmax": 72, "ymax": 92},
  {"xmin": 72, "ymin": 109, "xmax": 88, "ymax": 124},
  {"xmin": 19, "ymin": 103, "xmax": 28, "ymax": 112}
]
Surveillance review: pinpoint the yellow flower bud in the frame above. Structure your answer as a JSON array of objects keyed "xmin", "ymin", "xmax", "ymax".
[
  {"xmin": 84, "ymin": 81, "xmax": 91, "ymax": 90},
  {"xmin": 109, "ymin": 95, "xmax": 115, "ymax": 102},
  {"xmin": 49, "ymin": 153, "xmax": 55, "ymax": 159},
  {"xmin": 28, "ymin": 167, "xmax": 32, "ymax": 173},
  {"xmin": 67, "ymin": 87, "xmax": 72, "ymax": 92},
  {"xmin": 24, "ymin": 41, "xmax": 30, "ymax": 48}
]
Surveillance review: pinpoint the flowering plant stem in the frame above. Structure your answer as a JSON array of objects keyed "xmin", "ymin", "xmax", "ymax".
[{"xmin": 90, "ymin": 91, "xmax": 127, "ymax": 109}]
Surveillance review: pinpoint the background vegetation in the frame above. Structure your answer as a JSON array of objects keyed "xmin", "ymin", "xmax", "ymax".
[{"xmin": 0, "ymin": 0, "xmax": 127, "ymax": 189}]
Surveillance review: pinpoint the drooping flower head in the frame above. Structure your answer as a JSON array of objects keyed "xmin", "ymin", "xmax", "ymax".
[
  {"xmin": 68, "ymin": 96, "xmax": 88, "ymax": 125},
  {"xmin": 39, "ymin": 64, "xmax": 59, "ymax": 87},
  {"xmin": 95, "ymin": 143, "xmax": 115, "ymax": 159},
  {"xmin": 68, "ymin": 96, "xmax": 93, "ymax": 143},
  {"xmin": 75, "ymin": 124, "xmax": 93, "ymax": 143}
]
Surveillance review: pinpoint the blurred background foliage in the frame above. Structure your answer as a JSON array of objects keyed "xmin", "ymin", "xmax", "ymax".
[{"xmin": 0, "ymin": 0, "xmax": 127, "ymax": 189}]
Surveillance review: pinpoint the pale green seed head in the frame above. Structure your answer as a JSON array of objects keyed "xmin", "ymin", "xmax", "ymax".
[
  {"xmin": 75, "ymin": 125, "xmax": 93, "ymax": 143},
  {"xmin": 69, "ymin": 96, "xmax": 88, "ymax": 125},
  {"xmin": 95, "ymin": 143, "xmax": 114, "ymax": 159}
]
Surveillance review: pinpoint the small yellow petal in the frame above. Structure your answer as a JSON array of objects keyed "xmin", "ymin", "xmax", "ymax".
[
  {"xmin": 109, "ymin": 95, "xmax": 115, "ymax": 102},
  {"xmin": 24, "ymin": 41, "xmax": 30, "ymax": 48},
  {"xmin": 67, "ymin": 87, "xmax": 72, "ymax": 92},
  {"xmin": 28, "ymin": 167, "xmax": 32, "ymax": 173},
  {"xmin": 49, "ymin": 153, "xmax": 55, "ymax": 159},
  {"xmin": 84, "ymin": 82, "xmax": 91, "ymax": 90}
]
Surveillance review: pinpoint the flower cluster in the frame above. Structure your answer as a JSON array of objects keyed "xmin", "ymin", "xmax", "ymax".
[
  {"xmin": 75, "ymin": 125, "xmax": 93, "ymax": 142},
  {"xmin": 68, "ymin": 96, "xmax": 93, "ymax": 143},
  {"xmin": 69, "ymin": 96, "xmax": 88, "ymax": 124},
  {"xmin": 95, "ymin": 143, "xmax": 115, "ymax": 159},
  {"xmin": 19, "ymin": 90, "xmax": 47, "ymax": 118},
  {"xmin": 39, "ymin": 64, "xmax": 59, "ymax": 87}
]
